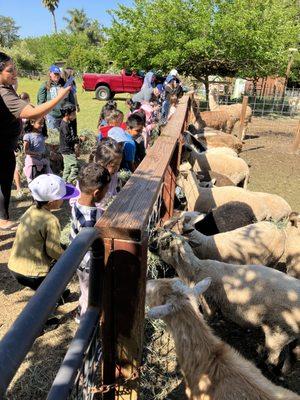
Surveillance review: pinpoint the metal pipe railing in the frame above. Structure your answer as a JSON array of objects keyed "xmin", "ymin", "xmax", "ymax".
[
  {"xmin": 46, "ymin": 307, "xmax": 100, "ymax": 400},
  {"xmin": 0, "ymin": 227, "xmax": 100, "ymax": 397}
]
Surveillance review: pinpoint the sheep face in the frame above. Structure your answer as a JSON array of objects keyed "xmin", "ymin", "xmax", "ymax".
[
  {"xmin": 155, "ymin": 229, "xmax": 194, "ymax": 266},
  {"xmin": 146, "ymin": 277, "xmax": 212, "ymax": 319}
]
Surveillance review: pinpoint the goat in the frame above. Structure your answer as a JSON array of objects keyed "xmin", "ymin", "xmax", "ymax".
[{"xmin": 147, "ymin": 276, "xmax": 300, "ymax": 399}]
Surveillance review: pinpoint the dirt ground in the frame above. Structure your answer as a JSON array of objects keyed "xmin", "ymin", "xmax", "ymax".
[{"xmin": 0, "ymin": 116, "xmax": 300, "ymax": 398}]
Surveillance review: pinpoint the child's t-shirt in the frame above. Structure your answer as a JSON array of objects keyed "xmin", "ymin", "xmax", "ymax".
[
  {"xmin": 70, "ymin": 202, "xmax": 103, "ymax": 272},
  {"xmin": 23, "ymin": 132, "xmax": 46, "ymax": 158},
  {"xmin": 59, "ymin": 120, "xmax": 79, "ymax": 154},
  {"xmin": 108, "ymin": 127, "xmax": 136, "ymax": 170}
]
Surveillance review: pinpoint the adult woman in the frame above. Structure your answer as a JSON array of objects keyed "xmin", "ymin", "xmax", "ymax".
[
  {"xmin": 0, "ymin": 52, "xmax": 71, "ymax": 230},
  {"xmin": 132, "ymin": 71, "xmax": 155, "ymax": 103},
  {"xmin": 61, "ymin": 67, "xmax": 79, "ymax": 135},
  {"xmin": 37, "ymin": 64, "xmax": 73, "ymax": 130}
]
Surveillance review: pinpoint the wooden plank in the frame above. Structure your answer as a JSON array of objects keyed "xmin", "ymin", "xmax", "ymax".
[{"xmin": 97, "ymin": 95, "xmax": 190, "ymax": 240}]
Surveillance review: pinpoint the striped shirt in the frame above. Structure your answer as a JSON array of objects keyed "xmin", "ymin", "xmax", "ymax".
[{"xmin": 70, "ymin": 202, "xmax": 103, "ymax": 272}]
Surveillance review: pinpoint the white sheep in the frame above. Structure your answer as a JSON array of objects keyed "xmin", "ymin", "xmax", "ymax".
[
  {"xmin": 186, "ymin": 125, "xmax": 243, "ymax": 153},
  {"xmin": 285, "ymin": 213, "xmax": 300, "ymax": 279},
  {"xmin": 184, "ymin": 146, "xmax": 250, "ymax": 188},
  {"xmin": 179, "ymin": 169, "xmax": 292, "ymax": 222},
  {"xmin": 147, "ymin": 277, "xmax": 300, "ymax": 399},
  {"xmin": 178, "ymin": 217, "xmax": 286, "ymax": 267}
]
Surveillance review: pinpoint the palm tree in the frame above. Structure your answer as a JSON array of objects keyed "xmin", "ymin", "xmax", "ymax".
[
  {"xmin": 42, "ymin": 0, "xmax": 59, "ymax": 33},
  {"xmin": 63, "ymin": 8, "xmax": 90, "ymax": 34}
]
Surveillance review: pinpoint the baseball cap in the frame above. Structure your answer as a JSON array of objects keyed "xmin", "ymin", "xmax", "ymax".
[
  {"xmin": 29, "ymin": 174, "xmax": 80, "ymax": 202},
  {"xmin": 170, "ymin": 69, "xmax": 178, "ymax": 77},
  {"xmin": 108, "ymin": 127, "xmax": 128, "ymax": 143},
  {"xmin": 49, "ymin": 65, "xmax": 61, "ymax": 74}
]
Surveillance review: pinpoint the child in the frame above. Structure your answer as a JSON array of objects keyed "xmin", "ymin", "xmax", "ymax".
[
  {"xmin": 97, "ymin": 100, "xmax": 117, "ymax": 128},
  {"xmin": 108, "ymin": 126, "xmax": 136, "ymax": 172},
  {"xmin": 168, "ymin": 94, "xmax": 178, "ymax": 120},
  {"xmin": 23, "ymin": 117, "xmax": 52, "ymax": 183},
  {"xmin": 8, "ymin": 174, "xmax": 79, "ymax": 291},
  {"xmin": 71, "ymin": 138, "xmax": 123, "ymax": 211},
  {"xmin": 97, "ymin": 110, "xmax": 125, "ymax": 141},
  {"xmin": 59, "ymin": 102, "xmax": 80, "ymax": 184},
  {"xmin": 126, "ymin": 113, "xmax": 146, "ymax": 169},
  {"xmin": 70, "ymin": 163, "xmax": 111, "ymax": 321}
]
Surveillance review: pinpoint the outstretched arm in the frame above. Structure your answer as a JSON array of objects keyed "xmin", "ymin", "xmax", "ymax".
[{"xmin": 20, "ymin": 86, "xmax": 71, "ymax": 119}]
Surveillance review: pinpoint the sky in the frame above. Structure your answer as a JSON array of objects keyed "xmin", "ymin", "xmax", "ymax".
[{"xmin": 0, "ymin": 0, "xmax": 133, "ymax": 38}]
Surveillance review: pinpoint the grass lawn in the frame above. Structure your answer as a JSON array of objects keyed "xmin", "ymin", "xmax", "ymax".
[{"xmin": 17, "ymin": 77, "xmax": 129, "ymax": 133}]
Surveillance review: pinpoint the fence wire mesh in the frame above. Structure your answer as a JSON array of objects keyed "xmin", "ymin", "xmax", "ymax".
[{"xmin": 69, "ymin": 323, "xmax": 102, "ymax": 400}]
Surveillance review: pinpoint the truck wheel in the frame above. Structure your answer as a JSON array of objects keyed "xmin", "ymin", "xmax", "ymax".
[{"xmin": 95, "ymin": 86, "xmax": 111, "ymax": 101}]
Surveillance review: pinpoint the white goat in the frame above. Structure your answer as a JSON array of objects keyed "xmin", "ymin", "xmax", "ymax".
[
  {"xmin": 147, "ymin": 277, "xmax": 300, "ymax": 399},
  {"xmin": 155, "ymin": 230, "xmax": 300, "ymax": 370}
]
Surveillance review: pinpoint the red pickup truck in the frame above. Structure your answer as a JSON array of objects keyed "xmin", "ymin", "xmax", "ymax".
[{"xmin": 82, "ymin": 69, "xmax": 144, "ymax": 100}]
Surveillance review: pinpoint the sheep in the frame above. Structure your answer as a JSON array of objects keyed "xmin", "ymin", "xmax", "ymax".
[
  {"xmin": 186, "ymin": 125, "xmax": 243, "ymax": 153},
  {"xmin": 153, "ymin": 230, "xmax": 300, "ymax": 373},
  {"xmin": 179, "ymin": 169, "xmax": 292, "ymax": 222},
  {"xmin": 147, "ymin": 277, "xmax": 300, "ymax": 399},
  {"xmin": 285, "ymin": 212, "xmax": 300, "ymax": 279},
  {"xmin": 209, "ymin": 88, "xmax": 253, "ymax": 140},
  {"xmin": 204, "ymin": 147, "xmax": 239, "ymax": 157},
  {"xmin": 176, "ymin": 216, "xmax": 286, "ymax": 267},
  {"xmin": 196, "ymin": 170, "xmax": 235, "ymax": 187},
  {"xmin": 165, "ymin": 201, "xmax": 257, "ymax": 235},
  {"xmin": 180, "ymin": 161, "xmax": 236, "ymax": 187},
  {"xmin": 184, "ymin": 145, "xmax": 250, "ymax": 188},
  {"xmin": 191, "ymin": 98, "xmax": 238, "ymax": 135}
]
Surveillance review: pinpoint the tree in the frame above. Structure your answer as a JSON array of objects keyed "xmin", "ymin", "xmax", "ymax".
[
  {"xmin": 63, "ymin": 8, "xmax": 90, "ymax": 34},
  {"xmin": 42, "ymin": 0, "xmax": 59, "ymax": 33},
  {"xmin": 0, "ymin": 16, "xmax": 19, "ymax": 47},
  {"xmin": 105, "ymin": 0, "xmax": 299, "ymax": 98}
]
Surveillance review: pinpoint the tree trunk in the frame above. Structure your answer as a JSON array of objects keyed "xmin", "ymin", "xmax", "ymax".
[
  {"xmin": 51, "ymin": 11, "xmax": 58, "ymax": 33},
  {"xmin": 204, "ymin": 75, "xmax": 209, "ymax": 103}
]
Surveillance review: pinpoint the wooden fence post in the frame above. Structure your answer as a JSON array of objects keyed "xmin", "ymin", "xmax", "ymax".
[
  {"xmin": 239, "ymin": 95, "xmax": 249, "ymax": 140},
  {"xmin": 97, "ymin": 96, "xmax": 190, "ymax": 400},
  {"xmin": 291, "ymin": 120, "xmax": 300, "ymax": 153}
]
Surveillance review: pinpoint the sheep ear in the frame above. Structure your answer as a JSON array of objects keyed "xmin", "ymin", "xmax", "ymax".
[
  {"xmin": 194, "ymin": 277, "xmax": 212, "ymax": 296},
  {"xmin": 211, "ymin": 178, "xmax": 216, "ymax": 186},
  {"xmin": 147, "ymin": 303, "xmax": 174, "ymax": 319}
]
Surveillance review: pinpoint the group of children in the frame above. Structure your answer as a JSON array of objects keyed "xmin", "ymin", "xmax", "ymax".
[{"xmin": 8, "ymin": 70, "xmax": 181, "ymax": 327}]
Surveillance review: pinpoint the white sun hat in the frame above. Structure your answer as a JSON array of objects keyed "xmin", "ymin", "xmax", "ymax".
[{"xmin": 29, "ymin": 174, "xmax": 79, "ymax": 202}]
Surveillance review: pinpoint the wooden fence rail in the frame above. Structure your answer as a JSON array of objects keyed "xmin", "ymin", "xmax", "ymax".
[{"xmin": 96, "ymin": 94, "xmax": 192, "ymax": 399}]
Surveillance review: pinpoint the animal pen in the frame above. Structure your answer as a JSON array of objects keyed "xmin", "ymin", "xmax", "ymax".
[{"xmin": 0, "ymin": 93, "xmax": 299, "ymax": 400}]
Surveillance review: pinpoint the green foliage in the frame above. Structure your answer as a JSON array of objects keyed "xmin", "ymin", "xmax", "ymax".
[
  {"xmin": 23, "ymin": 31, "xmax": 107, "ymax": 72},
  {"xmin": 0, "ymin": 15, "xmax": 19, "ymax": 47},
  {"xmin": 0, "ymin": 41, "xmax": 39, "ymax": 72},
  {"xmin": 63, "ymin": 8, "xmax": 91, "ymax": 34},
  {"xmin": 105, "ymin": 0, "xmax": 299, "ymax": 83}
]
